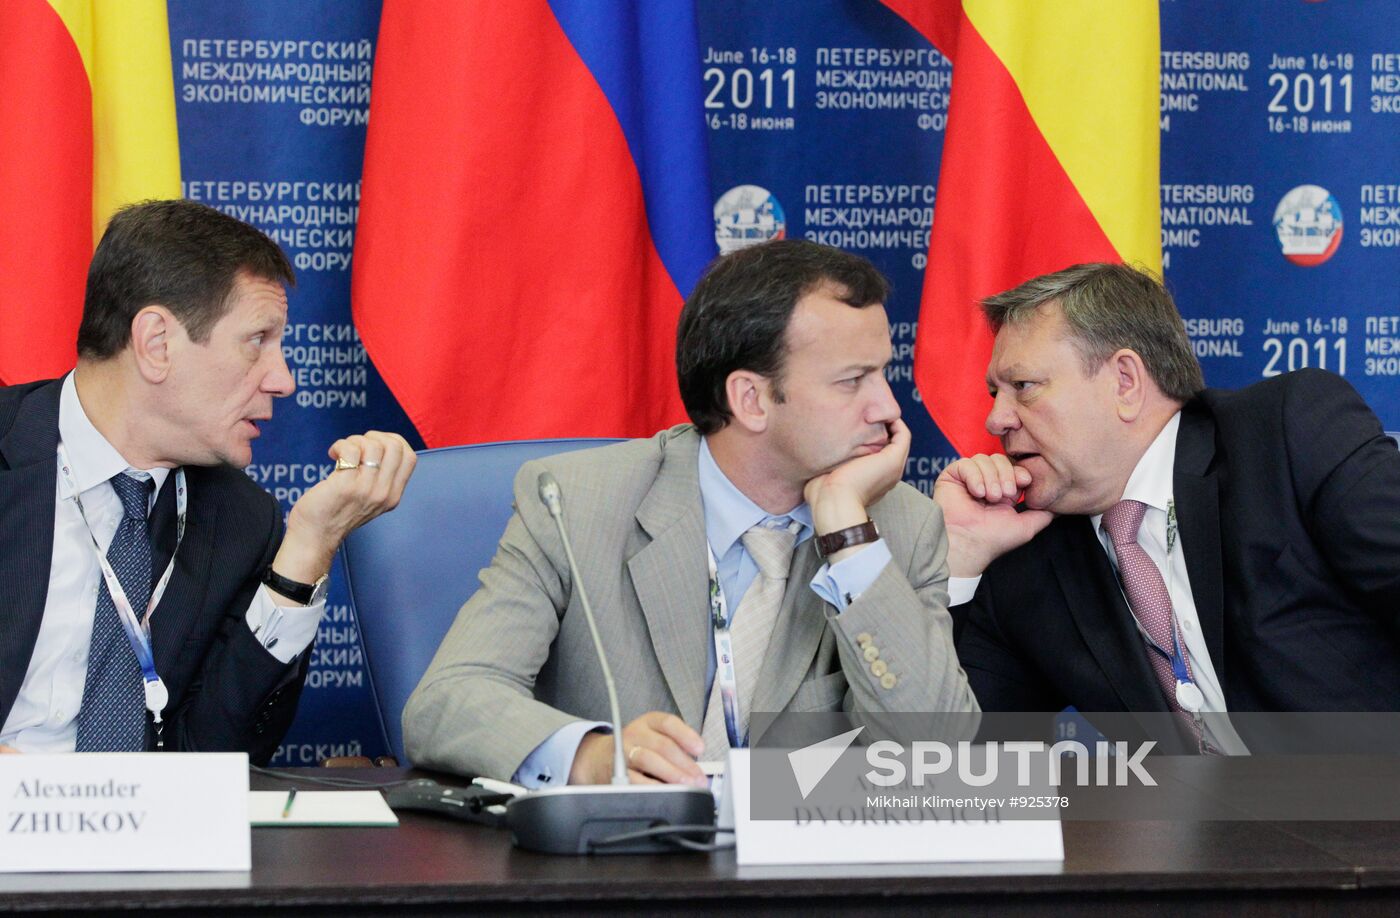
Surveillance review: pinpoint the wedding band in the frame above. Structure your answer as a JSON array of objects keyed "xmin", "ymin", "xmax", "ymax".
[
  {"xmin": 363, "ymin": 460, "xmax": 381, "ymax": 469},
  {"xmin": 334, "ymin": 457, "xmax": 359, "ymax": 472},
  {"xmin": 628, "ymin": 745, "xmax": 641, "ymax": 763}
]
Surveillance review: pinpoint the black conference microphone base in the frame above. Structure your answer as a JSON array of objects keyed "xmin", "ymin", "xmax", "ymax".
[{"xmin": 507, "ymin": 785, "xmax": 716, "ymax": 855}]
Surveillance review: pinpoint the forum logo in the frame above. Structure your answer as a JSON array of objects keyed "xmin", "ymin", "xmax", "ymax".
[
  {"xmin": 1273, "ymin": 184, "xmax": 1343, "ymax": 266},
  {"xmin": 714, "ymin": 184, "xmax": 786, "ymax": 254}
]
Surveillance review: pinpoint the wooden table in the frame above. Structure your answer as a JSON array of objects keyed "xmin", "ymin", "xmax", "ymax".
[{"xmin": 3, "ymin": 763, "xmax": 1399, "ymax": 916}]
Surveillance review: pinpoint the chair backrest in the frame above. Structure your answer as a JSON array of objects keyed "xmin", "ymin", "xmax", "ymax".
[
  {"xmin": 340, "ymin": 438, "xmax": 621, "ymax": 762},
  {"xmin": 1388, "ymin": 431, "xmax": 1400, "ymax": 449}
]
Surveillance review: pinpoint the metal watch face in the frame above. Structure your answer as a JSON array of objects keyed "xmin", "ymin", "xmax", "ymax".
[{"xmin": 308, "ymin": 575, "xmax": 330, "ymax": 606}]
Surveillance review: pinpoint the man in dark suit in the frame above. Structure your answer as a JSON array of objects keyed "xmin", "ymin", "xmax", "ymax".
[
  {"xmin": 935, "ymin": 263, "xmax": 1400, "ymax": 753},
  {"xmin": 0, "ymin": 200, "xmax": 415, "ymax": 762}
]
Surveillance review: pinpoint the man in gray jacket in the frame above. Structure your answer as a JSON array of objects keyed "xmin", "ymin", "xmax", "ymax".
[{"xmin": 405, "ymin": 240, "xmax": 975, "ymax": 785}]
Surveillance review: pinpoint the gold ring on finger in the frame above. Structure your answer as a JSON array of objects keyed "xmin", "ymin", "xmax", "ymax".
[{"xmin": 335, "ymin": 457, "xmax": 359, "ymax": 472}]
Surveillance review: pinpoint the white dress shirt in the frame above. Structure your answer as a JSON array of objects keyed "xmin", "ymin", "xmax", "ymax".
[
  {"xmin": 0, "ymin": 373, "xmax": 324, "ymax": 752},
  {"xmin": 952, "ymin": 413, "xmax": 1248, "ymax": 755}
]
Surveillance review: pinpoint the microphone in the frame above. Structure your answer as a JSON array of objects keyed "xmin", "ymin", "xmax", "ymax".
[
  {"xmin": 504, "ymin": 471, "xmax": 715, "ymax": 855},
  {"xmin": 536, "ymin": 472, "xmax": 627, "ymax": 785}
]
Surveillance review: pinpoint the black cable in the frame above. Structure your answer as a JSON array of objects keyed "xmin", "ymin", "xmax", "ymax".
[
  {"xmin": 248, "ymin": 764, "xmax": 417, "ymax": 790},
  {"xmin": 667, "ymin": 834, "xmax": 736, "ymax": 853},
  {"xmin": 461, "ymin": 792, "xmax": 515, "ymax": 812},
  {"xmin": 587, "ymin": 824, "xmax": 735, "ymax": 852}
]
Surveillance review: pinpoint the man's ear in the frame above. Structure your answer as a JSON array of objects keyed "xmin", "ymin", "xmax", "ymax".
[
  {"xmin": 725, "ymin": 369, "xmax": 772, "ymax": 433},
  {"xmin": 129, "ymin": 306, "xmax": 177, "ymax": 383},
  {"xmin": 1110, "ymin": 348, "xmax": 1149, "ymax": 422}
]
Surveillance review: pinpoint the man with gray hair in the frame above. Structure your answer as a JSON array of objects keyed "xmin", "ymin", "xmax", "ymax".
[{"xmin": 935, "ymin": 262, "xmax": 1400, "ymax": 752}]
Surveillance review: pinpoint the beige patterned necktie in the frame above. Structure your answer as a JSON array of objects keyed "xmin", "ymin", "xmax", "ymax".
[{"xmin": 700, "ymin": 522, "xmax": 799, "ymax": 761}]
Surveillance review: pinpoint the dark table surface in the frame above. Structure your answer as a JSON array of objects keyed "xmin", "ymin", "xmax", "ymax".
[{"xmin": 4, "ymin": 763, "xmax": 1400, "ymax": 916}]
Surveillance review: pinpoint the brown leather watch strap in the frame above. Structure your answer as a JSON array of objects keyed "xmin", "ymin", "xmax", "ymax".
[{"xmin": 814, "ymin": 520, "xmax": 880, "ymax": 558}]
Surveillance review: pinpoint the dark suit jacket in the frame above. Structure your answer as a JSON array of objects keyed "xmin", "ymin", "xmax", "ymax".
[
  {"xmin": 955, "ymin": 370, "xmax": 1400, "ymax": 745},
  {"xmin": 0, "ymin": 378, "xmax": 307, "ymax": 763}
]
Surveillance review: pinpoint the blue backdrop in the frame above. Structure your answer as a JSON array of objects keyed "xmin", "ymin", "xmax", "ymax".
[{"xmin": 166, "ymin": 0, "xmax": 1400, "ymax": 763}]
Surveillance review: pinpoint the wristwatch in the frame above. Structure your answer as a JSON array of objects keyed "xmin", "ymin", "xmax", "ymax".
[
  {"xmin": 814, "ymin": 520, "xmax": 880, "ymax": 559},
  {"xmin": 262, "ymin": 567, "xmax": 330, "ymax": 605}
]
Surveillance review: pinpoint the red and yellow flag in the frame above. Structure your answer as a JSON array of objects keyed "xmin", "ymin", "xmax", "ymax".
[
  {"xmin": 886, "ymin": 0, "xmax": 1161, "ymax": 457},
  {"xmin": 0, "ymin": 0, "xmax": 180, "ymax": 385}
]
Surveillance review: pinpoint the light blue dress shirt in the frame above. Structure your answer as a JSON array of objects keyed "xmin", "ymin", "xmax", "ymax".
[{"xmin": 512, "ymin": 437, "xmax": 892, "ymax": 786}]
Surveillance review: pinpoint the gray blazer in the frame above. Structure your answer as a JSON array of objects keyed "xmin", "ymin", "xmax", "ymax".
[{"xmin": 403, "ymin": 425, "xmax": 977, "ymax": 780}]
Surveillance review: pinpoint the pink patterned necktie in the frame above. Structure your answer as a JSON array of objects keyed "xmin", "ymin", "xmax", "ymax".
[{"xmin": 1100, "ymin": 499, "xmax": 1198, "ymax": 733}]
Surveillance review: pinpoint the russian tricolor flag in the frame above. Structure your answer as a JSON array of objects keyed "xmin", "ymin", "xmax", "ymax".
[{"xmin": 353, "ymin": 0, "xmax": 713, "ymax": 447}]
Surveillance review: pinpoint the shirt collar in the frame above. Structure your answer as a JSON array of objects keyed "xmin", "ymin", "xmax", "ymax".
[
  {"xmin": 697, "ymin": 437, "xmax": 812, "ymax": 557},
  {"xmin": 58, "ymin": 372, "xmax": 171, "ymax": 500},
  {"xmin": 1091, "ymin": 411, "xmax": 1181, "ymax": 530}
]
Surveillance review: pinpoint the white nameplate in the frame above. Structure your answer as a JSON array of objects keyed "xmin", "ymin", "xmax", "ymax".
[
  {"xmin": 0, "ymin": 753, "xmax": 250, "ymax": 873},
  {"xmin": 723, "ymin": 748, "xmax": 1063, "ymax": 866}
]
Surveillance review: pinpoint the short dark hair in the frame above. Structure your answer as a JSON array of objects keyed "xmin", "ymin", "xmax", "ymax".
[
  {"xmin": 676, "ymin": 239, "xmax": 890, "ymax": 435},
  {"xmin": 78, "ymin": 199, "xmax": 295, "ymax": 359},
  {"xmin": 981, "ymin": 262, "xmax": 1205, "ymax": 401}
]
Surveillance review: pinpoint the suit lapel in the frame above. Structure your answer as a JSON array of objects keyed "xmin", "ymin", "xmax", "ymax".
[
  {"xmin": 0, "ymin": 381, "xmax": 63, "ymax": 720},
  {"xmin": 148, "ymin": 468, "xmax": 218, "ymax": 682},
  {"xmin": 149, "ymin": 469, "xmax": 178, "ymax": 578},
  {"xmin": 1174, "ymin": 402, "xmax": 1226, "ymax": 683},
  {"xmin": 750, "ymin": 539, "xmax": 825, "ymax": 715},
  {"xmin": 1052, "ymin": 517, "xmax": 1169, "ymax": 713},
  {"xmin": 628, "ymin": 429, "xmax": 710, "ymax": 728}
]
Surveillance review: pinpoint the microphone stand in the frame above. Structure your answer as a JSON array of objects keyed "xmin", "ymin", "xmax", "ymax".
[{"xmin": 504, "ymin": 472, "xmax": 716, "ymax": 854}]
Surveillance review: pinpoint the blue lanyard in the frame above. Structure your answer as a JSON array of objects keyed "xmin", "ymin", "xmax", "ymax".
[
  {"xmin": 57, "ymin": 443, "xmax": 186, "ymax": 735},
  {"xmin": 706, "ymin": 520, "xmax": 802, "ymax": 748},
  {"xmin": 706, "ymin": 543, "xmax": 743, "ymax": 748},
  {"xmin": 1147, "ymin": 619, "xmax": 1195, "ymax": 696},
  {"xmin": 1148, "ymin": 622, "xmax": 1207, "ymax": 737}
]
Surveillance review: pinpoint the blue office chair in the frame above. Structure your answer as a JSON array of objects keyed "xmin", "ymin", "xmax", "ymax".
[{"xmin": 340, "ymin": 438, "xmax": 621, "ymax": 763}]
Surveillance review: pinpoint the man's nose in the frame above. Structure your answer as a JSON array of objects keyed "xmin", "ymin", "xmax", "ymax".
[
  {"xmin": 985, "ymin": 390, "xmax": 1020, "ymax": 436},
  {"xmin": 867, "ymin": 373, "xmax": 901, "ymax": 423},
  {"xmin": 264, "ymin": 347, "xmax": 295, "ymax": 397}
]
